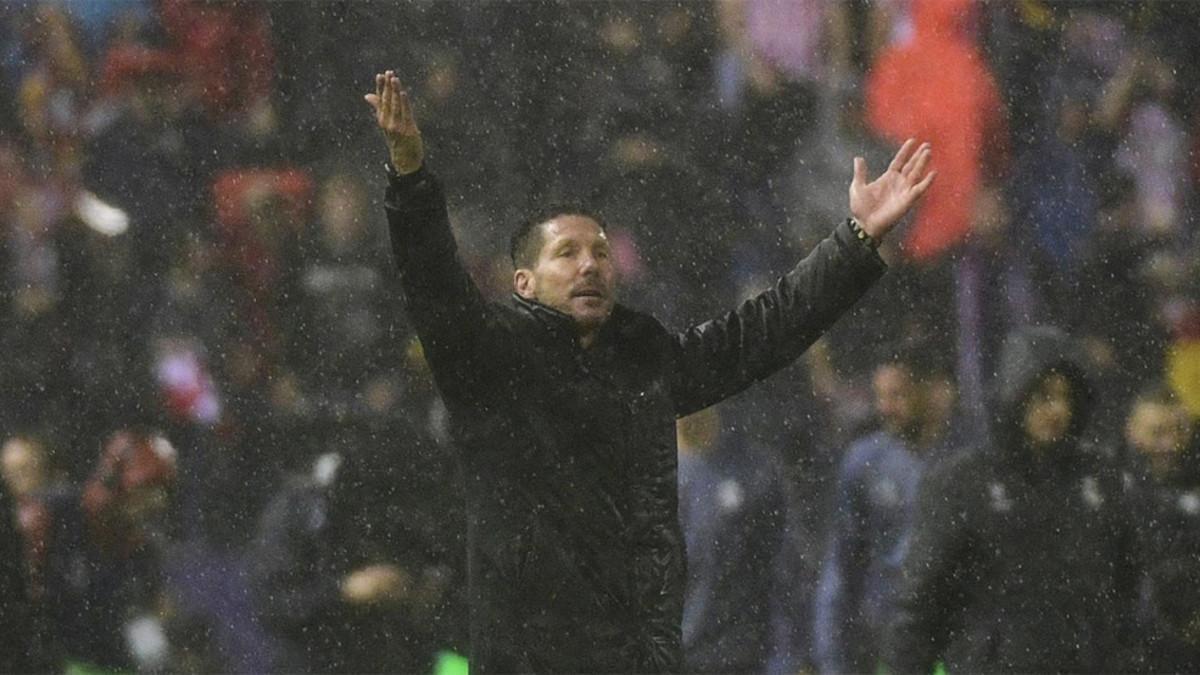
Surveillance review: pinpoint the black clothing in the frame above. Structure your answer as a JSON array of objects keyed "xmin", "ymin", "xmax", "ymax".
[
  {"xmin": 1124, "ymin": 451, "xmax": 1200, "ymax": 672},
  {"xmin": 248, "ymin": 428, "xmax": 465, "ymax": 673},
  {"xmin": 384, "ymin": 165, "xmax": 885, "ymax": 673},
  {"xmin": 885, "ymin": 327, "xmax": 1140, "ymax": 674},
  {"xmin": 0, "ymin": 482, "xmax": 35, "ymax": 672}
]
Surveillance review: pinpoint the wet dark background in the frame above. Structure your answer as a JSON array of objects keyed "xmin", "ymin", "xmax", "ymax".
[{"xmin": 0, "ymin": 1, "xmax": 1199, "ymax": 672}]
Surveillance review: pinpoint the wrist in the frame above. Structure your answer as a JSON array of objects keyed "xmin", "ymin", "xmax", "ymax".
[
  {"xmin": 384, "ymin": 161, "xmax": 426, "ymax": 185},
  {"xmin": 388, "ymin": 157, "xmax": 422, "ymax": 176},
  {"xmin": 848, "ymin": 216, "xmax": 879, "ymax": 250}
]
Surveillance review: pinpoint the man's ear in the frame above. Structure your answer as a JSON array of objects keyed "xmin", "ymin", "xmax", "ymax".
[{"xmin": 514, "ymin": 268, "xmax": 536, "ymax": 300}]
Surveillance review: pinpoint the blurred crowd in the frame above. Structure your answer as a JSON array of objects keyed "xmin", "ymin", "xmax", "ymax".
[{"xmin": 0, "ymin": 0, "xmax": 1199, "ymax": 672}]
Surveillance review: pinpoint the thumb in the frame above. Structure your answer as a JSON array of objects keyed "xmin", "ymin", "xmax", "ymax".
[
  {"xmin": 852, "ymin": 156, "xmax": 868, "ymax": 188},
  {"xmin": 364, "ymin": 93, "xmax": 380, "ymax": 113}
]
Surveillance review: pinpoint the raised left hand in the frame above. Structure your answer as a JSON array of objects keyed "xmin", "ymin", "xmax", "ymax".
[{"xmin": 849, "ymin": 138, "xmax": 935, "ymax": 241}]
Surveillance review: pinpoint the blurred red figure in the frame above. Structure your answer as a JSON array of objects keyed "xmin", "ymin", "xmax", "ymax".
[
  {"xmin": 865, "ymin": 0, "xmax": 1008, "ymax": 262},
  {"xmin": 83, "ymin": 430, "xmax": 177, "ymax": 557},
  {"xmin": 158, "ymin": 0, "xmax": 276, "ymax": 121}
]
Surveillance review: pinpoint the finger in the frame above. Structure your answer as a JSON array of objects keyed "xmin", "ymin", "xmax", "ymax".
[
  {"xmin": 398, "ymin": 90, "xmax": 415, "ymax": 130},
  {"xmin": 905, "ymin": 145, "xmax": 932, "ymax": 180},
  {"xmin": 383, "ymin": 73, "xmax": 396, "ymax": 120},
  {"xmin": 902, "ymin": 143, "xmax": 931, "ymax": 177},
  {"xmin": 910, "ymin": 170, "xmax": 937, "ymax": 198},
  {"xmin": 364, "ymin": 93, "xmax": 380, "ymax": 114},
  {"xmin": 381, "ymin": 74, "xmax": 396, "ymax": 123},
  {"xmin": 375, "ymin": 73, "xmax": 383, "ymax": 99},
  {"xmin": 388, "ymin": 76, "xmax": 406, "ymax": 128},
  {"xmin": 887, "ymin": 138, "xmax": 917, "ymax": 173},
  {"xmin": 853, "ymin": 156, "xmax": 868, "ymax": 187}
]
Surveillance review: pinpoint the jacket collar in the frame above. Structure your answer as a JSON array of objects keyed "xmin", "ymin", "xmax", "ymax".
[
  {"xmin": 511, "ymin": 293, "xmax": 581, "ymax": 346},
  {"xmin": 509, "ymin": 293, "xmax": 640, "ymax": 350}
]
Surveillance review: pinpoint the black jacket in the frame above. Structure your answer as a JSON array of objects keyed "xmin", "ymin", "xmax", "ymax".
[
  {"xmin": 247, "ymin": 427, "xmax": 465, "ymax": 673},
  {"xmin": 0, "ymin": 483, "xmax": 35, "ymax": 672},
  {"xmin": 885, "ymin": 327, "xmax": 1140, "ymax": 674},
  {"xmin": 1124, "ymin": 446, "xmax": 1200, "ymax": 672},
  {"xmin": 385, "ymin": 165, "xmax": 885, "ymax": 673}
]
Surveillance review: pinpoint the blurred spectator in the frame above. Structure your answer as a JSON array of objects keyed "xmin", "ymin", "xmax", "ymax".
[
  {"xmin": 865, "ymin": 0, "xmax": 1008, "ymax": 263},
  {"xmin": 157, "ymin": 0, "xmax": 276, "ymax": 126},
  {"xmin": 0, "ymin": 1, "xmax": 1196, "ymax": 670},
  {"xmin": 714, "ymin": 0, "xmax": 836, "ymax": 110},
  {"xmin": 88, "ymin": 41, "xmax": 220, "ymax": 276},
  {"xmin": 863, "ymin": 0, "xmax": 1010, "ymax": 440},
  {"xmin": 213, "ymin": 169, "xmax": 314, "ymax": 419},
  {"xmin": 1121, "ymin": 384, "xmax": 1200, "ymax": 671},
  {"xmin": 1074, "ymin": 172, "xmax": 1173, "ymax": 427},
  {"xmin": 1100, "ymin": 46, "xmax": 1193, "ymax": 240},
  {"xmin": 0, "ymin": 437, "xmax": 40, "ymax": 672},
  {"xmin": 812, "ymin": 356, "xmax": 947, "ymax": 674},
  {"xmin": 14, "ymin": 4, "xmax": 89, "ymax": 165},
  {"xmin": 0, "ymin": 142, "xmax": 73, "ymax": 442},
  {"xmin": 1123, "ymin": 383, "xmax": 1197, "ymax": 484},
  {"xmin": 292, "ymin": 170, "xmax": 406, "ymax": 417},
  {"xmin": 10, "ymin": 430, "xmax": 178, "ymax": 672},
  {"xmin": 247, "ymin": 430, "xmax": 465, "ymax": 673},
  {"xmin": 1, "ymin": 436, "xmax": 70, "ymax": 603},
  {"xmin": 72, "ymin": 430, "xmax": 176, "ymax": 671},
  {"xmin": 1009, "ymin": 70, "xmax": 1108, "ymax": 317},
  {"xmin": 1167, "ymin": 306, "xmax": 1200, "ymax": 419},
  {"xmin": 677, "ymin": 406, "xmax": 800, "ymax": 673},
  {"xmin": 885, "ymin": 327, "xmax": 1140, "ymax": 673},
  {"xmin": 55, "ymin": 0, "xmax": 153, "ymax": 55}
]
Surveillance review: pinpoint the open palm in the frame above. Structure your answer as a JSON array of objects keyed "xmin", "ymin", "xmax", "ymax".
[
  {"xmin": 364, "ymin": 71, "xmax": 424, "ymax": 175},
  {"xmin": 849, "ymin": 139, "xmax": 935, "ymax": 240}
]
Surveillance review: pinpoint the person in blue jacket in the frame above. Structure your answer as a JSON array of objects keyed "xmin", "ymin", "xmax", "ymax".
[{"xmin": 813, "ymin": 355, "xmax": 945, "ymax": 674}]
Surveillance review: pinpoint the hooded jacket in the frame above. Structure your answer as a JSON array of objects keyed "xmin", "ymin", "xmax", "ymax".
[
  {"xmin": 865, "ymin": 0, "xmax": 1008, "ymax": 262},
  {"xmin": 884, "ymin": 327, "xmax": 1140, "ymax": 674},
  {"xmin": 384, "ymin": 165, "xmax": 885, "ymax": 673}
]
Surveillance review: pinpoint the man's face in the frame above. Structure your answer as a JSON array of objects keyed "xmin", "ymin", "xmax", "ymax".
[
  {"xmin": 873, "ymin": 364, "xmax": 923, "ymax": 441},
  {"xmin": 515, "ymin": 215, "xmax": 616, "ymax": 335},
  {"xmin": 1022, "ymin": 372, "xmax": 1073, "ymax": 447},
  {"xmin": 1127, "ymin": 401, "xmax": 1192, "ymax": 481}
]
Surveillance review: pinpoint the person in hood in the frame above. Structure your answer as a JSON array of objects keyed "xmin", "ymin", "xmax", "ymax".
[
  {"xmin": 364, "ymin": 71, "xmax": 935, "ymax": 673},
  {"xmin": 884, "ymin": 326, "xmax": 1141, "ymax": 674},
  {"xmin": 864, "ymin": 0, "xmax": 1008, "ymax": 263}
]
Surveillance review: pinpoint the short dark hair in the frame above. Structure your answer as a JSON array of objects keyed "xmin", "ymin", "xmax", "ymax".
[
  {"xmin": 874, "ymin": 342, "xmax": 935, "ymax": 380},
  {"xmin": 509, "ymin": 204, "xmax": 607, "ymax": 269},
  {"xmin": 1132, "ymin": 381, "xmax": 1181, "ymax": 410}
]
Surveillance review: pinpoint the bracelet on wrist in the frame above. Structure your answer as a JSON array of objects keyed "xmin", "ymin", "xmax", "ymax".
[{"xmin": 848, "ymin": 217, "xmax": 878, "ymax": 250}]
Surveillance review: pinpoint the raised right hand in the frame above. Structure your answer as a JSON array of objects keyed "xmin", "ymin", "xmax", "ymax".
[{"xmin": 364, "ymin": 71, "xmax": 424, "ymax": 174}]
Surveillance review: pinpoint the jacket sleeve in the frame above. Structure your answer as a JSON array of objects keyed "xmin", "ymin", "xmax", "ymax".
[
  {"xmin": 669, "ymin": 219, "xmax": 886, "ymax": 417},
  {"xmin": 384, "ymin": 166, "xmax": 510, "ymax": 403},
  {"xmin": 813, "ymin": 450, "xmax": 869, "ymax": 674},
  {"xmin": 884, "ymin": 455, "xmax": 972, "ymax": 675}
]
